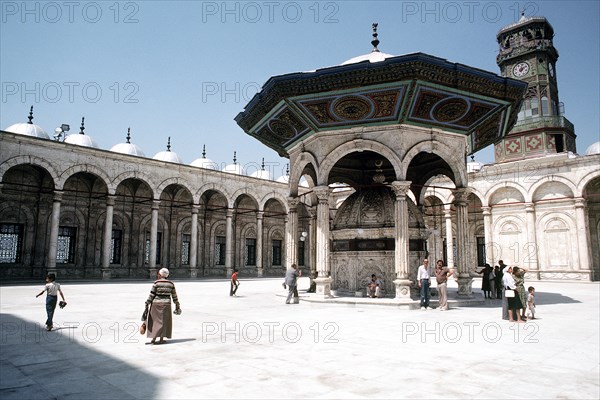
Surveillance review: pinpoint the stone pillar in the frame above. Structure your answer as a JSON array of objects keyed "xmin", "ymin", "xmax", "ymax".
[
  {"xmin": 256, "ymin": 211, "xmax": 264, "ymax": 277},
  {"xmin": 313, "ymin": 186, "xmax": 332, "ymax": 297},
  {"xmin": 453, "ymin": 188, "xmax": 472, "ymax": 297},
  {"xmin": 308, "ymin": 209, "xmax": 317, "ymax": 286},
  {"xmin": 46, "ymin": 191, "xmax": 64, "ymax": 276},
  {"xmin": 574, "ymin": 198, "xmax": 592, "ymax": 279},
  {"xmin": 189, "ymin": 205, "xmax": 199, "ymax": 278},
  {"xmin": 225, "ymin": 209, "xmax": 234, "ymax": 277},
  {"xmin": 391, "ymin": 181, "xmax": 412, "ymax": 299},
  {"xmin": 285, "ymin": 197, "xmax": 299, "ymax": 267},
  {"xmin": 444, "ymin": 208, "xmax": 454, "ymax": 269},
  {"xmin": 148, "ymin": 200, "xmax": 160, "ymax": 279},
  {"xmin": 482, "ymin": 206, "xmax": 493, "ymax": 266},
  {"xmin": 101, "ymin": 195, "xmax": 116, "ymax": 280},
  {"xmin": 524, "ymin": 202, "xmax": 539, "ymax": 276}
]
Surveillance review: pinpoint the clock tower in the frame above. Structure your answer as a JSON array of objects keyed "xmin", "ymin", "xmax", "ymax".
[{"xmin": 495, "ymin": 12, "xmax": 576, "ymax": 162}]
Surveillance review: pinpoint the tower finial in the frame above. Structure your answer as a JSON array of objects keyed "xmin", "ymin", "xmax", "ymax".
[
  {"xmin": 371, "ymin": 22, "xmax": 380, "ymax": 52},
  {"xmin": 202, "ymin": 144, "xmax": 206, "ymax": 158},
  {"xmin": 233, "ymin": 151, "xmax": 237, "ymax": 164},
  {"xmin": 167, "ymin": 137, "xmax": 171, "ymax": 151},
  {"xmin": 286, "ymin": 163, "xmax": 289, "ymax": 176},
  {"xmin": 27, "ymin": 106, "xmax": 34, "ymax": 124},
  {"xmin": 126, "ymin": 127, "xmax": 131, "ymax": 143},
  {"xmin": 79, "ymin": 117, "xmax": 85, "ymax": 135},
  {"xmin": 261, "ymin": 157, "xmax": 265, "ymax": 171},
  {"xmin": 519, "ymin": 8, "xmax": 526, "ymax": 21}
]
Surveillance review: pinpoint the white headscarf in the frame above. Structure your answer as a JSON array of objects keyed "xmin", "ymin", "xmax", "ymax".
[{"xmin": 158, "ymin": 268, "xmax": 170, "ymax": 278}]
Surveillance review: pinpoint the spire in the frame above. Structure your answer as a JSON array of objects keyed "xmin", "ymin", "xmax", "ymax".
[
  {"xmin": 126, "ymin": 128, "xmax": 131, "ymax": 144},
  {"xmin": 79, "ymin": 117, "xmax": 85, "ymax": 135},
  {"xmin": 371, "ymin": 22, "xmax": 380, "ymax": 52},
  {"xmin": 233, "ymin": 151, "xmax": 237, "ymax": 164},
  {"xmin": 285, "ymin": 163, "xmax": 290, "ymax": 176},
  {"xmin": 519, "ymin": 8, "xmax": 526, "ymax": 22},
  {"xmin": 202, "ymin": 144, "xmax": 206, "ymax": 158},
  {"xmin": 261, "ymin": 157, "xmax": 265, "ymax": 170},
  {"xmin": 27, "ymin": 106, "xmax": 34, "ymax": 124},
  {"xmin": 166, "ymin": 137, "xmax": 171, "ymax": 151}
]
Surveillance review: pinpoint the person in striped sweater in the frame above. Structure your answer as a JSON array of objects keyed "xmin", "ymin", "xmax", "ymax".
[{"xmin": 144, "ymin": 268, "xmax": 181, "ymax": 344}]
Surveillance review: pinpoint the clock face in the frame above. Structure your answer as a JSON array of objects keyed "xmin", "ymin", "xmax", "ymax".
[{"xmin": 513, "ymin": 62, "xmax": 530, "ymax": 77}]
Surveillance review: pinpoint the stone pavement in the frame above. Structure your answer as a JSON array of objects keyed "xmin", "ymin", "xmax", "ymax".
[{"xmin": 1, "ymin": 277, "xmax": 598, "ymax": 399}]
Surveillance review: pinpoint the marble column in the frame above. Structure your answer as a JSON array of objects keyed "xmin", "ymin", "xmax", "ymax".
[
  {"xmin": 574, "ymin": 198, "xmax": 592, "ymax": 279},
  {"xmin": 453, "ymin": 188, "xmax": 472, "ymax": 297},
  {"xmin": 225, "ymin": 208, "xmax": 234, "ymax": 277},
  {"xmin": 46, "ymin": 191, "xmax": 64, "ymax": 276},
  {"xmin": 308, "ymin": 209, "xmax": 317, "ymax": 286},
  {"xmin": 285, "ymin": 197, "xmax": 299, "ymax": 267},
  {"xmin": 101, "ymin": 195, "xmax": 116, "ymax": 280},
  {"xmin": 256, "ymin": 211, "xmax": 264, "ymax": 277},
  {"xmin": 391, "ymin": 181, "xmax": 412, "ymax": 299},
  {"xmin": 444, "ymin": 208, "xmax": 454, "ymax": 269},
  {"xmin": 148, "ymin": 200, "xmax": 160, "ymax": 279},
  {"xmin": 524, "ymin": 202, "xmax": 539, "ymax": 277},
  {"xmin": 189, "ymin": 205, "xmax": 199, "ymax": 278},
  {"xmin": 313, "ymin": 186, "xmax": 332, "ymax": 297},
  {"xmin": 481, "ymin": 206, "xmax": 493, "ymax": 266}
]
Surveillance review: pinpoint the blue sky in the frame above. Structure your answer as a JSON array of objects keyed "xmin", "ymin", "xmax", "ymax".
[{"xmin": 2, "ymin": 0, "xmax": 599, "ymax": 178}]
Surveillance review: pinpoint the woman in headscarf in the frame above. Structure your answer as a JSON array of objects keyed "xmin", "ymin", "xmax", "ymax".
[
  {"xmin": 144, "ymin": 268, "xmax": 181, "ymax": 344},
  {"xmin": 512, "ymin": 266, "xmax": 528, "ymax": 320},
  {"xmin": 502, "ymin": 266, "xmax": 524, "ymax": 322}
]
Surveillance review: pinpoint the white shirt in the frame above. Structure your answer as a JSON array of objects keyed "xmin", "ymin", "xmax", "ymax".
[
  {"xmin": 502, "ymin": 268, "xmax": 516, "ymax": 289},
  {"xmin": 417, "ymin": 264, "xmax": 430, "ymax": 280},
  {"xmin": 45, "ymin": 282, "xmax": 60, "ymax": 296}
]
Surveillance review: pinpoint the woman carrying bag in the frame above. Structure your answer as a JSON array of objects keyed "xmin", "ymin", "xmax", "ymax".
[{"xmin": 143, "ymin": 268, "xmax": 181, "ymax": 344}]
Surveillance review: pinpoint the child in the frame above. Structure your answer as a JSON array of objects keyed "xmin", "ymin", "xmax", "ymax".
[
  {"xmin": 230, "ymin": 269, "xmax": 239, "ymax": 296},
  {"xmin": 526, "ymin": 286, "xmax": 536, "ymax": 320},
  {"xmin": 36, "ymin": 273, "xmax": 66, "ymax": 331}
]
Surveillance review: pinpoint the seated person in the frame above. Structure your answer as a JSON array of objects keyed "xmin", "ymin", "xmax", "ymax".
[
  {"xmin": 366, "ymin": 274, "xmax": 383, "ymax": 298},
  {"xmin": 307, "ymin": 271, "xmax": 318, "ymax": 293}
]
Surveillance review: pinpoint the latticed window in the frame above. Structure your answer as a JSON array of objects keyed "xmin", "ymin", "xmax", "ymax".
[
  {"xmin": 272, "ymin": 239, "xmax": 282, "ymax": 266},
  {"xmin": 476, "ymin": 236, "xmax": 486, "ymax": 267},
  {"xmin": 57, "ymin": 226, "xmax": 76, "ymax": 264},
  {"xmin": 181, "ymin": 234, "xmax": 191, "ymax": 265},
  {"xmin": 245, "ymin": 238, "xmax": 256, "ymax": 266},
  {"xmin": 144, "ymin": 231, "xmax": 162, "ymax": 264},
  {"xmin": 298, "ymin": 239, "xmax": 305, "ymax": 266},
  {"xmin": 0, "ymin": 223, "xmax": 24, "ymax": 263},
  {"xmin": 110, "ymin": 229, "xmax": 122, "ymax": 264},
  {"xmin": 215, "ymin": 236, "xmax": 226, "ymax": 265}
]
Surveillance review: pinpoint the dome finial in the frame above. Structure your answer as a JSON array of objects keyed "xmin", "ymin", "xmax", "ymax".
[
  {"xmin": 166, "ymin": 137, "xmax": 171, "ymax": 151},
  {"xmin": 371, "ymin": 22, "xmax": 380, "ymax": 52},
  {"xmin": 261, "ymin": 157, "xmax": 265, "ymax": 170},
  {"xmin": 286, "ymin": 163, "xmax": 289, "ymax": 176},
  {"xmin": 27, "ymin": 106, "xmax": 34, "ymax": 124},
  {"xmin": 126, "ymin": 127, "xmax": 131, "ymax": 143},
  {"xmin": 233, "ymin": 151, "xmax": 237, "ymax": 164},
  {"xmin": 79, "ymin": 117, "xmax": 85, "ymax": 135},
  {"xmin": 202, "ymin": 144, "xmax": 206, "ymax": 158},
  {"xmin": 519, "ymin": 8, "xmax": 526, "ymax": 21}
]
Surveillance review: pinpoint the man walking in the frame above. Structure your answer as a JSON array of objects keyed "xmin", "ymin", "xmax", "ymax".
[{"xmin": 285, "ymin": 264, "xmax": 301, "ymax": 304}]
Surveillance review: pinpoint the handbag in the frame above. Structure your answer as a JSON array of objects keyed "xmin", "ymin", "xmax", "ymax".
[
  {"xmin": 139, "ymin": 322, "xmax": 146, "ymax": 335},
  {"xmin": 505, "ymin": 289, "xmax": 515, "ymax": 298}
]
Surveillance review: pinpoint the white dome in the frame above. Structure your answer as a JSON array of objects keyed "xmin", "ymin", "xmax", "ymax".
[
  {"xmin": 65, "ymin": 133, "xmax": 99, "ymax": 148},
  {"xmin": 191, "ymin": 157, "xmax": 218, "ymax": 169},
  {"xmin": 276, "ymin": 174, "xmax": 289, "ymax": 184},
  {"xmin": 341, "ymin": 51, "xmax": 395, "ymax": 66},
  {"xmin": 585, "ymin": 141, "xmax": 600, "ymax": 155},
  {"xmin": 153, "ymin": 150, "xmax": 183, "ymax": 164},
  {"xmin": 250, "ymin": 169, "xmax": 272, "ymax": 180},
  {"xmin": 4, "ymin": 122, "xmax": 50, "ymax": 139},
  {"xmin": 467, "ymin": 161, "xmax": 484, "ymax": 173},
  {"xmin": 110, "ymin": 142, "xmax": 145, "ymax": 157},
  {"xmin": 222, "ymin": 163, "xmax": 243, "ymax": 175},
  {"xmin": 299, "ymin": 177, "xmax": 309, "ymax": 187}
]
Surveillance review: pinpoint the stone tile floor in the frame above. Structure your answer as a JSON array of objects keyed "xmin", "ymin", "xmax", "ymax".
[{"xmin": 1, "ymin": 277, "xmax": 598, "ymax": 399}]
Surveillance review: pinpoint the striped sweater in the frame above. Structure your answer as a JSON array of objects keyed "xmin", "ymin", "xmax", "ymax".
[{"xmin": 146, "ymin": 279, "xmax": 180, "ymax": 306}]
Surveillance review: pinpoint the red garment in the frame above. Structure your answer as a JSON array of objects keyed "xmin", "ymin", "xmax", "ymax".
[{"xmin": 231, "ymin": 272, "xmax": 238, "ymax": 282}]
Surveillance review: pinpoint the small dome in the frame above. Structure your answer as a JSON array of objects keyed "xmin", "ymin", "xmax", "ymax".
[
  {"xmin": 110, "ymin": 128, "xmax": 145, "ymax": 157},
  {"xmin": 222, "ymin": 163, "xmax": 243, "ymax": 175},
  {"xmin": 585, "ymin": 141, "xmax": 600, "ymax": 155},
  {"xmin": 276, "ymin": 174, "xmax": 289, "ymax": 183},
  {"xmin": 153, "ymin": 137, "xmax": 182, "ymax": 163},
  {"xmin": 251, "ymin": 169, "xmax": 271, "ymax": 180},
  {"xmin": 341, "ymin": 51, "xmax": 395, "ymax": 66},
  {"xmin": 191, "ymin": 146, "xmax": 218, "ymax": 169},
  {"xmin": 467, "ymin": 161, "xmax": 484, "ymax": 173},
  {"xmin": 3, "ymin": 106, "xmax": 50, "ymax": 139},
  {"xmin": 64, "ymin": 118, "xmax": 99, "ymax": 148},
  {"xmin": 299, "ymin": 177, "xmax": 309, "ymax": 187}
]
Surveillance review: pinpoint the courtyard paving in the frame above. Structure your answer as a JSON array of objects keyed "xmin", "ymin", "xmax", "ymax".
[{"xmin": 0, "ymin": 276, "xmax": 598, "ymax": 399}]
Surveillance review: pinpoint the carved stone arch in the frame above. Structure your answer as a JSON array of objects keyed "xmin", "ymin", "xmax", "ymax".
[
  {"xmin": 486, "ymin": 182, "xmax": 528, "ymax": 206},
  {"xmin": 578, "ymin": 170, "xmax": 600, "ymax": 195},
  {"xmin": 290, "ymin": 151, "xmax": 319, "ymax": 197},
  {"xmin": 156, "ymin": 177, "xmax": 194, "ymax": 200},
  {"xmin": 239, "ymin": 222, "xmax": 258, "ymax": 268},
  {"xmin": 0, "ymin": 201, "xmax": 37, "ymax": 265},
  {"xmin": 259, "ymin": 193, "xmax": 289, "ymax": 213},
  {"xmin": 231, "ymin": 188, "xmax": 260, "ymax": 210},
  {"xmin": 209, "ymin": 220, "xmax": 227, "ymax": 268},
  {"xmin": 196, "ymin": 182, "xmax": 231, "ymax": 205},
  {"xmin": 113, "ymin": 171, "xmax": 157, "ymax": 199},
  {"xmin": 0, "ymin": 156, "xmax": 59, "ymax": 186},
  {"xmin": 317, "ymin": 140, "xmax": 402, "ymax": 186},
  {"xmin": 175, "ymin": 216, "xmax": 193, "ymax": 268},
  {"xmin": 57, "ymin": 164, "xmax": 111, "ymax": 192},
  {"xmin": 401, "ymin": 140, "xmax": 467, "ymax": 188},
  {"xmin": 536, "ymin": 211, "xmax": 577, "ymax": 271},
  {"xmin": 529, "ymin": 175, "xmax": 577, "ymax": 202}
]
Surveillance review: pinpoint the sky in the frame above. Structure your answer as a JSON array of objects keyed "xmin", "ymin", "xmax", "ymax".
[{"xmin": 1, "ymin": 0, "xmax": 599, "ymax": 179}]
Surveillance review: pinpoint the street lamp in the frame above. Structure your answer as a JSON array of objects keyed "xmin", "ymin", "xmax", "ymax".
[{"xmin": 53, "ymin": 124, "xmax": 70, "ymax": 141}]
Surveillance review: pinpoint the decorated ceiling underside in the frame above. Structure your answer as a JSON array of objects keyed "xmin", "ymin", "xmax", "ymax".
[{"xmin": 235, "ymin": 53, "xmax": 527, "ymax": 157}]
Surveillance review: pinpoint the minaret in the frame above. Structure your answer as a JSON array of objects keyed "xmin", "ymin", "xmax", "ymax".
[{"xmin": 494, "ymin": 11, "xmax": 576, "ymax": 162}]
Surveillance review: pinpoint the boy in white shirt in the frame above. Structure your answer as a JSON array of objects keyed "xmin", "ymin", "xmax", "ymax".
[{"xmin": 36, "ymin": 273, "xmax": 66, "ymax": 331}]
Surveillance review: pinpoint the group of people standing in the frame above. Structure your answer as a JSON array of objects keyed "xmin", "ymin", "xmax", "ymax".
[{"xmin": 417, "ymin": 258, "xmax": 454, "ymax": 310}]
